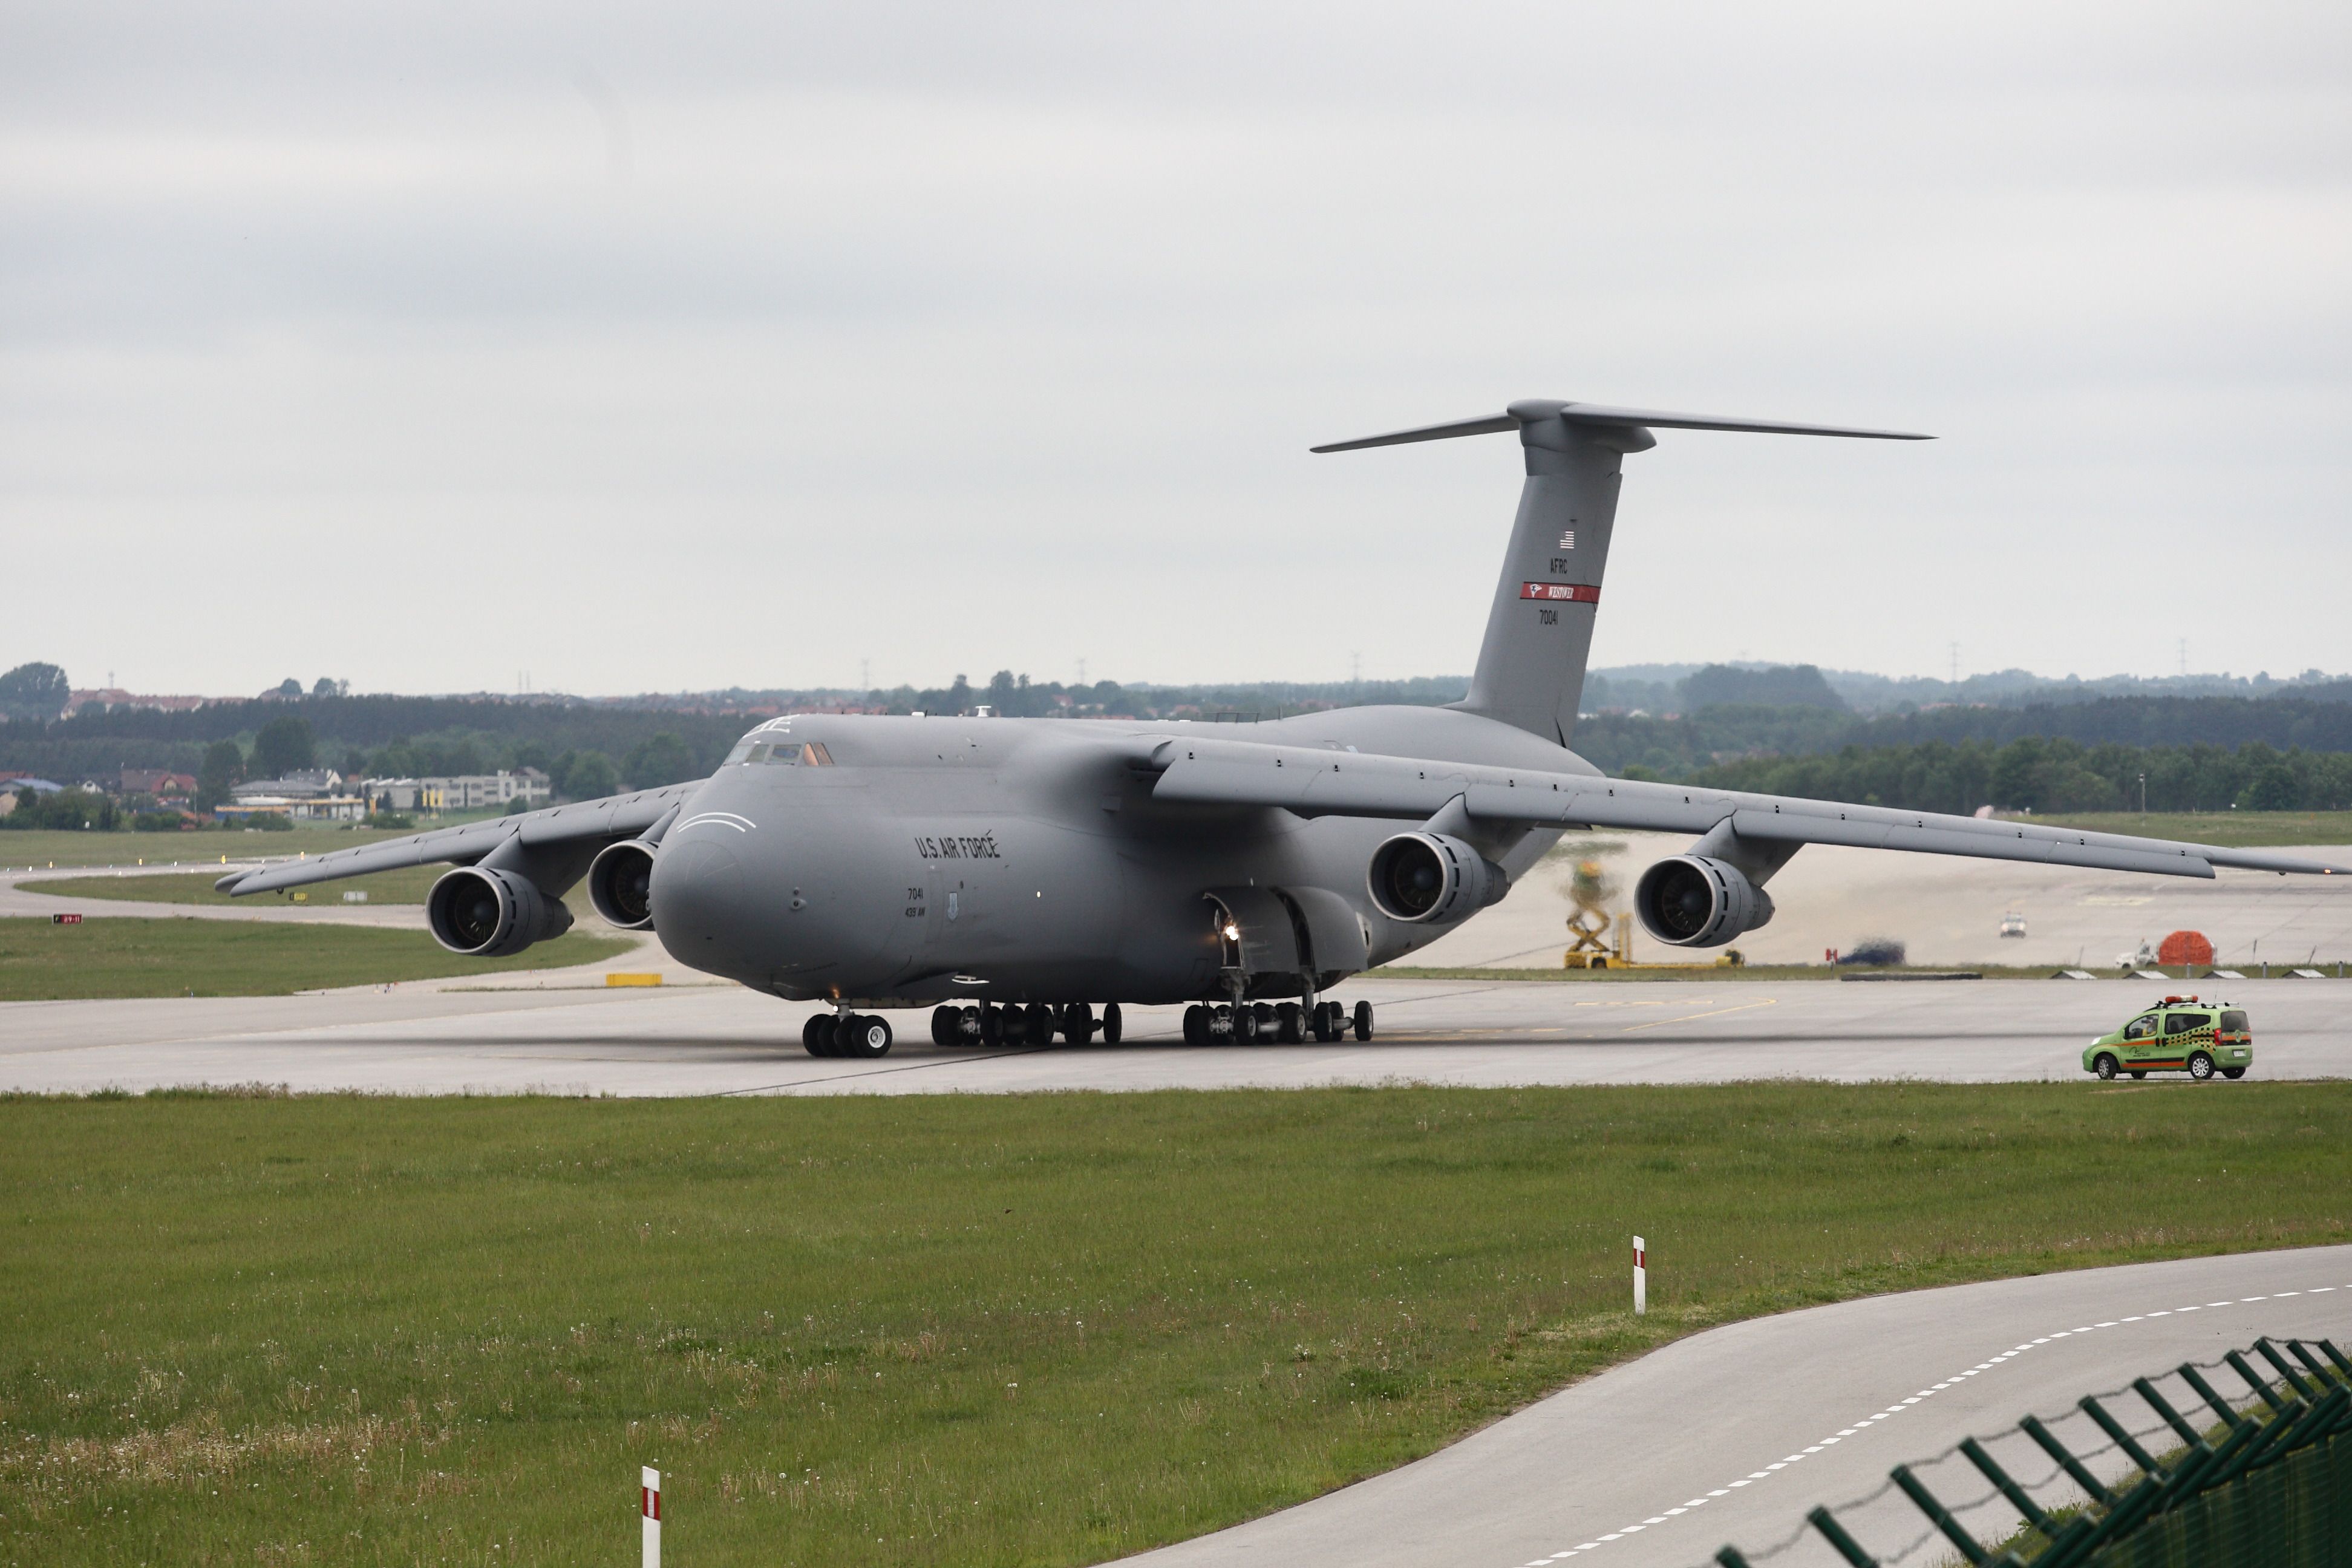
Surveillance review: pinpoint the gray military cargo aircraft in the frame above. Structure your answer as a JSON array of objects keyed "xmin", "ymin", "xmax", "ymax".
[{"xmin": 219, "ymin": 397, "xmax": 2348, "ymax": 1056}]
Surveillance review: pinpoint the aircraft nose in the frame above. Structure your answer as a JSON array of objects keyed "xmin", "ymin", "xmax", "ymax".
[{"xmin": 650, "ymin": 836, "xmax": 756, "ymax": 974}]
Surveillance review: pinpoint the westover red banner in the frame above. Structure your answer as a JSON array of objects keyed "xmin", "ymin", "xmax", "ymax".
[{"xmin": 1520, "ymin": 582, "xmax": 1601, "ymax": 603}]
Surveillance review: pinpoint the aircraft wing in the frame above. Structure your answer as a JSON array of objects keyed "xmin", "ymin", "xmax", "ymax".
[
  {"xmin": 1143, "ymin": 737, "xmax": 2351, "ymax": 880},
  {"xmin": 212, "ymin": 783, "xmax": 700, "ymax": 897}
]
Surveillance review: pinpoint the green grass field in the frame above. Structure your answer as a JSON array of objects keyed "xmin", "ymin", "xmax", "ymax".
[
  {"xmin": 0, "ymin": 814, "xmax": 517, "ymax": 874},
  {"xmin": 0, "ymin": 918, "xmax": 633, "ymax": 999},
  {"xmin": 0, "ymin": 826, "xmax": 422, "ymax": 871},
  {"xmin": 31, "ymin": 866, "xmax": 448, "ymax": 906},
  {"xmin": 1377, "ymin": 963, "xmax": 2093, "ymax": 982},
  {"xmin": 2, "ymin": 1083, "xmax": 2346, "ymax": 1567}
]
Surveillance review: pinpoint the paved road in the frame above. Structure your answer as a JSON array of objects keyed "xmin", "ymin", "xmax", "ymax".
[
  {"xmin": 1116, "ymin": 1247, "xmax": 2352, "ymax": 1568},
  {"xmin": 4, "ymin": 974, "xmax": 2347, "ymax": 1094}
]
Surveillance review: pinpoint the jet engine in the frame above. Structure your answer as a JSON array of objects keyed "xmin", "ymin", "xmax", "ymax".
[
  {"xmin": 1633, "ymin": 855, "xmax": 1775, "ymax": 948},
  {"xmin": 425, "ymin": 865, "xmax": 575, "ymax": 957},
  {"xmin": 586, "ymin": 840, "xmax": 658, "ymax": 930},
  {"xmin": 1367, "ymin": 831, "xmax": 1504, "ymax": 924}
]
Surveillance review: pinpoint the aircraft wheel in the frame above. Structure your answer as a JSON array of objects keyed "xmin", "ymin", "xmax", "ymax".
[
  {"xmin": 1182, "ymin": 1005, "xmax": 1206, "ymax": 1045},
  {"xmin": 803, "ymin": 1013, "xmax": 836, "ymax": 1057},
  {"xmin": 1235, "ymin": 1007, "xmax": 1258, "ymax": 1044},
  {"xmin": 1276, "ymin": 1002, "xmax": 1302, "ymax": 1043},
  {"xmin": 842, "ymin": 1014, "xmax": 892, "ymax": 1058},
  {"xmin": 2092, "ymin": 1053, "xmax": 2118, "ymax": 1080},
  {"xmin": 2187, "ymin": 1051, "xmax": 2214, "ymax": 1081},
  {"xmin": 1062, "ymin": 1002, "xmax": 1094, "ymax": 1044},
  {"xmin": 930, "ymin": 1005, "xmax": 959, "ymax": 1047},
  {"xmin": 980, "ymin": 1007, "xmax": 1004, "ymax": 1047},
  {"xmin": 1101, "ymin": 1002, "xmax": 1123, "ymax": 1045},
  {"xmin": 1026, "ymin": 1003, "xmax": 1057, "ymax": 1045},
  {"xmin": 1352, "ymin": 1001, "xmax": 1374, "ymax": 1042},
  {"xmin": 2221, "ymin": 1066, "xmax": 2246, "ymax": 1079}
]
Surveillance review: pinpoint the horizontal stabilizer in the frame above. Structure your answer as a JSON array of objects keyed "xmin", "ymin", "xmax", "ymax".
[{"xmin": 1312, "ymin": 397, "xmax": 1930, "ymax": 452}]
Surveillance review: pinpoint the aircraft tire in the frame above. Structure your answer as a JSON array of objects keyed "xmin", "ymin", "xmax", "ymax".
[
  {"xmin": 1236, "ymin": 1008, "xmax": 1258, "ymax": 1044},
  {"xmin": 980, "ymin": 1007, "xmax": 1004, "ymax": 1047},
  {"xmin": 1182, "ymin": 1005, "xmax": 1206, "ymax": 1045},
  {"xmin": 1352, "ymin": 1001, "xmax": 1374, "ymax": 1042},
  {"xmin": 1102, "ymin": 1002, "xmax": 1123, "ymax": 1045},
  {"xmin": 1027, "ymin": 1003, "xmax": 1057, "ymax": 1045},
  {"xmin": 803, "ymin": 1014, "xmax": 837, "ymax": 1057},
  {"xmin": 1062, "ymin": 1002, "xmax": 1094, "ymax": 1044},
  {"xmin": 930, "ymin": 1006, "xmax": 958, "ymax": 1047},
  {"xmin": 1276, "ymin": 1002, "xmax": 1302, "ymax": 1043},
  {"xmin": 842, "ymin": 1014, "xmax": 892, "ymax": 1058}
]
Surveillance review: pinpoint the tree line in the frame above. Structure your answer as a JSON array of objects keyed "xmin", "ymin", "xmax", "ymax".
[{"xmin": 1687, "ymin": 737, "xmax": 2352, "ymax": 815}]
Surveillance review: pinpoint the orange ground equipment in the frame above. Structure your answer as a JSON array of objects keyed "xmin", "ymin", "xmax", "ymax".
[{"xmin": 2157, "ymin": 930, "xmax": 2215, "ymax": 969}]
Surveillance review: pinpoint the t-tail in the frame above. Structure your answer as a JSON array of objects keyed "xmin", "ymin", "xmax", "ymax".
[{"xmin": 1313, "ymin": 399, "xmax": 1930, "ymax": 747}]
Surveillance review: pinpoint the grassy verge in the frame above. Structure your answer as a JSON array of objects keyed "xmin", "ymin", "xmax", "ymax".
[
  {"xmin": 28, "ymin": 867, "xmax": 445, "ymax": 906},
  {"xmin": 1377, "ymin": 963, "xmax": 2073, "ymax": 982},
  {"xmin": 1, "ymin": 1084, "xmax": 2346, "ymax": 1567},
  {"xmin": 2028, "ymin": 810, "xmax": 2352, "ymax": 849},
  {"xmin": 0, "ymin": 826, "xmax": 423, "ymax": 871},
  {"xmin": 0, "ymin": 918, "xmax": 633, "ymax": 999}
]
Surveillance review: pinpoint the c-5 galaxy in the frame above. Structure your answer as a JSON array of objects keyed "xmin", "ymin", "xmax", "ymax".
[{"xmin": 220, "ymin": 398, "xmax": 2348, "ymax": 1055}]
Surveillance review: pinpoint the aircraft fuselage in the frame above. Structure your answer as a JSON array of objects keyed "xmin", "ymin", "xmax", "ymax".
[{"xmin": 648, "ymin": 707, "xmax": 1585, "ymax": 1005}]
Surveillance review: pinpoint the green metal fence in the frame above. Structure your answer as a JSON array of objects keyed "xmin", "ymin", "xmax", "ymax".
[{"xmin": 1708, "ymin": 1336, "xmax": 2350, "ymax": 1568}]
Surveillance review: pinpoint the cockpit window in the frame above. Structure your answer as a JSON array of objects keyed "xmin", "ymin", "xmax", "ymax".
[{"xmin": 724, "ymin": 737, "xmax": 833, "ymax": 766}]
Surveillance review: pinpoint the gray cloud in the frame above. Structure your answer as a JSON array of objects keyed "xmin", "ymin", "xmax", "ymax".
[{"xmin": 3, "ymin": 1, "xmax": 2347, "ymax": 695}]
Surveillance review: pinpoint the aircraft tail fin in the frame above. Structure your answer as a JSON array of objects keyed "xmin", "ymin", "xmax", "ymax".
[{"xmin": 1312, "ymin": 399, "xmax": 1929, "ymax": 748}]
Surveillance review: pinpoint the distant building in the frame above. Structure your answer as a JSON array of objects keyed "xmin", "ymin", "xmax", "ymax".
[
  {"xmin": 230, "ymin": 769, "xmax": 343, "ymax": 802},
  {"xmin": 119, "ymin": 768, "xmax": 199, "ymax": 799},
  {"xmin": 215, "ymin": 793, "xmax": 369, "ymax": 823},
  {"xmin": 65, "ymin": 688, "xmax": 215, "ymax": 716},
  {"xmin": 365, "ymin": 768, "xmax": 550, "ymax": 814}
]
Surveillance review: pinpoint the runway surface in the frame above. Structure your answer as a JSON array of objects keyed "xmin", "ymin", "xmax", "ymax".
[
  {"xmin": 1116, "ymin": 1247, "xmax": 2352, "ymax": 1568},
  {"xmin": 5, "ymin": 972, "xmax": 2348, "ymax": 1094}
]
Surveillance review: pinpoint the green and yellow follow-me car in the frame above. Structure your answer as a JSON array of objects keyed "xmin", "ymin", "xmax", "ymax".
[{"xmin": 2083, "ymin": 994, "xmax": 2251, "ymax": 1082}]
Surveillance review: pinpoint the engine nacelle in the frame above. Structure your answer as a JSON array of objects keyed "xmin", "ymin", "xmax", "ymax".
[
  {"xmin": 1367, "ymin": 832, "xmax": 1504, "ymax": 924},
  {"xmin": 1633, "ymin": 855, "xmax": 1775, "ymax": 948},
  {"xmin": 586, "ymin": 840, "xmax": 658, "ymax": 930},
  {"xmin": 425, "ymin": 866, "xmax": 575, "ymax": 957}
]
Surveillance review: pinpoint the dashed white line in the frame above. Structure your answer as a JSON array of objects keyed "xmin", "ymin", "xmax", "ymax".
[{"xmin": 1503, "ymin": 1277, "xmax": 2349, "ymax": 1566}]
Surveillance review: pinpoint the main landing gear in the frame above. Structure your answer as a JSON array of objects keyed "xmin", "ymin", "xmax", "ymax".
[
  {"xmin": 927, "ymin": 1002, "xmax": 1125, "ymax": 1048},
  {"xmin": 1181, "ymin": 999, "xmax": 1373, "ymax": 1045},
  {"xmin": 804, "ymin": 1010, "xmax": 893, "ymax": 1059}
]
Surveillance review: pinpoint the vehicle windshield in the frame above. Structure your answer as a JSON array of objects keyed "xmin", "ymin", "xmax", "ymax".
[
  {"xmin": 2220, "ymin": 1009, "xmax": 2249, "ymax": 1033},
  {"xmin": 2123, "ymin": 1014, "xmax": 2158, "ymax": 1040}
]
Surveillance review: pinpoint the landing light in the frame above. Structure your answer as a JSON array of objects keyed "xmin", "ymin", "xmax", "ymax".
[{"xmin": 1221, "ymin": 922, "xmax": 1240, "ymax": 941}]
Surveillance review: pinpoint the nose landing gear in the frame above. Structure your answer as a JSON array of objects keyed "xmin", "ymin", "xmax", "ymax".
[
  {"xmin": 1181, "ymin": 999, "xmax": 1373, "ymax": 1045},
  {"xmin": 929, "ymin": 1001, "xmax": 1128, "ymax": 1048}
]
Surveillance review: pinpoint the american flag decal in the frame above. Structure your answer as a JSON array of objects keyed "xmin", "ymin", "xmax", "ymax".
[
  {"xmin": 1520, "ymin": 582, "xmax": 1601, "ymax": 604},
  {"xmin": 1558, "ymin": 530, "xmax": 1575, "ymax": 550}
]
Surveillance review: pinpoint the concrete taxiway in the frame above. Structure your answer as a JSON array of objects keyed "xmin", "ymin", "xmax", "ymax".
[
  {"xmin": 4, "ymin": 973, "xmax": 2347, "ymax": 1096},
  {"xmin": 1116, "ymin": 1247, "xmax": 2352, "ymax": 1568}
]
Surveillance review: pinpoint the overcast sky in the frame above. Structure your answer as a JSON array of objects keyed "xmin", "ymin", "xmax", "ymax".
[{"xmin": 4, "ymin": 1, "xmax": 2347, "ymax": 697}]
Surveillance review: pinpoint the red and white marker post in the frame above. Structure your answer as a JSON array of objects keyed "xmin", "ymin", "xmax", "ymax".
[
  {"xmin": 642, "ymin": 1466, "xmax": 661, "ymax": 1567},
  {"xmin": 1633, "ymin": 1236, "xmax": 1647, "ymax": 1316}
]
